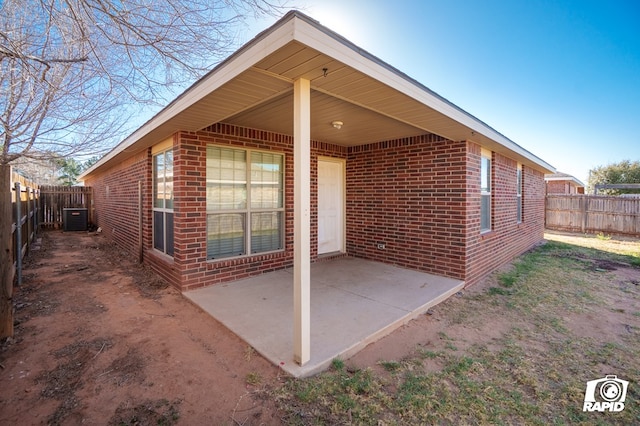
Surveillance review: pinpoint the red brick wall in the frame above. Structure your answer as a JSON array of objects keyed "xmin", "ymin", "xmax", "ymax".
[
  {"xmin": 84, "ymin": 147, "xmax": 182, "ymax": 288},
  {"xmin": 546, "ymin": 180, "xmax": 581, "ymax": 194},
  {"xmin": 84, "ymin": 150, "xmax": 149, "ymax": 254},
  {"xmin": 346, "ymin": 135, "xmax": 467, "ymax": 280},
  {"xmin": 465, "ymin": 142, "xmax": 546, "ymax": 286},
  {"xmin": 174, "ymin": 124, "xmax": 346, "ymax": 290},
  {"xmin": 87, "ymin": 124, "xmax": 547, "ymax": 291}
]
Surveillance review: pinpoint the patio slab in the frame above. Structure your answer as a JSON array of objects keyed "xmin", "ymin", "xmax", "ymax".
[{"xmin": 184, "ymin": 257, "xmax": 464, "ymax": 377}]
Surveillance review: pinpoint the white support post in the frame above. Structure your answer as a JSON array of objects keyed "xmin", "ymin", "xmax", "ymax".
[{"xmin": 293, "ymin": 78, "xmax": 311, "ymax": 366}]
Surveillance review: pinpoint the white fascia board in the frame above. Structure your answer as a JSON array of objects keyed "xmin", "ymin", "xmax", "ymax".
[
  {"xmin": 291, "ymin": 16, "xmax": 554, "ymax": 172},
  {"xmin": 81, "ymin": 17, "xmax": 298, "ymax": 180}
]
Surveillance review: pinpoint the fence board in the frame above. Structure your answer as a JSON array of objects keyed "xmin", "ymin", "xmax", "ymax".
[
  {"xmin": 546, "ymin": 195, "xmax": 640, "ymax": 236},
  {"xmin": 10, "ymin": 171, "xmax": 40, "ymax": 286},
  {"xmin": 7, "ymin": 177, "xmax": 94, "ymax": 286},
  {"xmin": 39, "ymin": 185, "xmax": 93, "ymax": 228}
]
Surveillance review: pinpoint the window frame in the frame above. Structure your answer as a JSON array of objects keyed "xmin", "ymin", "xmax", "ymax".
[
  {"xmin": 516, "ymin": 164, "xmax": 523, "ymax": 223},
  {"xmin": 206, "ymin": 145, "xmax": 285, "ymax": 260},
  {"xmin": 480, "ymin": 149, "xmax": 492, "ymax": 233},
  {"xmin": 152, "ymin": 147, "xmax": 174, "ymax": 256}
]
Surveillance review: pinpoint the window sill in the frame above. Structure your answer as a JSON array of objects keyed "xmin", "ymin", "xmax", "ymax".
[
  {"xmin": 149, "ymin": 249, "xmax": 174, "ymax": 264},
  {"xmin": 480, "ymin": 230, "xmax": 496, "ymax": 240},
  {"xmin": 206, "ymin": 249, "xmax": 286, "ymax": 268}
]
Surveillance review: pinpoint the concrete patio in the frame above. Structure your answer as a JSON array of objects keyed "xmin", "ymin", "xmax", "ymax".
[{"xmin": 184, "ymin": 257, "xmax": 464, "ymax": 377}]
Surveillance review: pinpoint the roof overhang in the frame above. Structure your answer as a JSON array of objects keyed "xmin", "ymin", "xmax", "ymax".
[
  {"xmin": 545, "ymin": 175, "xmax": 585, "ymax": 187},
  {"xmin": 81, "ymin": 10, "xmax": 554, "ymax": 180}
]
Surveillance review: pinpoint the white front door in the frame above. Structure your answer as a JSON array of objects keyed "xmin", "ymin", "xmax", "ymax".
[{"xmin": 318, "ymin": 158, "xmax": 344, "ymax": 254}]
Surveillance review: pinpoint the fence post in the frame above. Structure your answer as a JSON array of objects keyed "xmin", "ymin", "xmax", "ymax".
[
  {"xmin": 580, "ymin": 195, "xmax": 587, "ymax": 233},
  {"xmin": 138, "ymin": 180, "xmax": 143, "ymax": 263},
  {"xmin": 14, "ymin": 182, "xmax": 22, "ymax": 287},
  {"xmin": 25, "ymin": 186, "xmax": 32, "ymax": 246},
  {"xmin": 544, "ymin": 194, "xmax": 549, "ymax": 229},
  {"xmin": 33, "ymin": 188, "xmax": 39, "ymax": 235}
]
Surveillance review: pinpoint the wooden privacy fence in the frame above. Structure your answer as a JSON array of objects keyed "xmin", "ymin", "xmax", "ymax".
[
  {"xmin": 546, "ymin": 195, "xmax": 640, "ymax": 236},
  {"xmin": 39, "ymin": 185, "xmax": 93, "ymax": 228},
  {"xmin": 11, "ymin": 172, "xmax": 40, "ymax": 286},
  {"xmin": 6, "ymin": 176, "xmax": 93, "ymax": 286}
]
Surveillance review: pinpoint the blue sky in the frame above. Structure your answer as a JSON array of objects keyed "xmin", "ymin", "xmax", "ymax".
[{"xmin": 244, "ymin": 0, "xmax": 640, "ymax": 185}]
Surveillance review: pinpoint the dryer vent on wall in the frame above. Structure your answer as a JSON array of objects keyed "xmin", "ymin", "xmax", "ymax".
[{"xmin": 63, "ymin": 208, "xmax": 88, "ymax": 231}]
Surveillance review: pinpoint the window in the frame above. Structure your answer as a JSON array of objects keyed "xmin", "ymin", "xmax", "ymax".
[
  {"xmin": 206, "ymin": 146, "xmax": 284, "ymax": 259},
  {"xmin": 480, "ymin": 150, "xmax": 492, "ymax": 232},
  {"xmin": 153, "ymin": 149, "xmax": 174, "ymax": 256},
  {"xmin": 516, "ymin": 164, "xmax": 523, "ymax": 223}
]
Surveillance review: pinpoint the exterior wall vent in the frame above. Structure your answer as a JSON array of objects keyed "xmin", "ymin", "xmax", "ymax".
[{"xmin": 63, "ymin": 208, "xmax": 88, "ymax": 232}]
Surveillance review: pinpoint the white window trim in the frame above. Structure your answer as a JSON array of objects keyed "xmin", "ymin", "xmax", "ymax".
[
  {"xmin": 206, "ymin": 145, "xmax": 285, "ymax": 260},
  {"xmin": 480, "ymin": 148, "xmax": 492, "ymax": 233},
  {"xmin": 517, "ymin": 163, "xmax": 523, "ymax": 224},
  {"xmin": 152, "ymin": 147, "xmax": 174, "ymax": 256}
]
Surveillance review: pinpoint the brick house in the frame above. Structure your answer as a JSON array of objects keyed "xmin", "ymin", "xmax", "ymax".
[
  {"xmin": 80, "ymin": 11, "xmax": 554, "ymax": 365},
  {"xmin": 545, "ymin": 172, "xmax": 585, "ymax": 194}
]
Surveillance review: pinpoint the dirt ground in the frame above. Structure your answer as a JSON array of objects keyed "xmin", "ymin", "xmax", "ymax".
[
  {"xmin": 1, "ymin": 230, "xmax": 638, "ymax": 424},
  {"xmin": 349, "ymin": 231, "xmax": 640, "ymax": 375},
  {"xmin": 0, "ymin": 230, "xmax": 284, "ymax": 425}
]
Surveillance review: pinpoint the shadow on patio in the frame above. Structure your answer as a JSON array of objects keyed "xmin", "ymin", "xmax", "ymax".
[{"xmin": 184, "ymin": 257, "xmax": 464, "ymax": 377}]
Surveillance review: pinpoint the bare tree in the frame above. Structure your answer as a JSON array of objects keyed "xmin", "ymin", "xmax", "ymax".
[
  {"xmin": 10, "ymin": 155, "xmax": 61, "ymax": 185},
  {"xmin": 0, "ymin": 0, "xmax": 286, "ymax": 338}
]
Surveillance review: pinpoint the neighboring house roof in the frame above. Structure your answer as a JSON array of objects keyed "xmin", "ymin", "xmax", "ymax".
[
  {"xmin": 545, "ymin": 172, "xmax": 585, "ymax": 188},
  {"xmin": 80, "ymin": 10, "xmax": 555, "ymax": 180}
]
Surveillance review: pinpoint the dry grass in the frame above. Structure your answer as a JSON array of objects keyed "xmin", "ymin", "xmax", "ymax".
[
  {"xmin": 273, "ymin": 232, "xmax": 640, "ymax": 424},
  {"xmin": 546, "ymin": 230, "xmax": 640, "ymax": 262}
]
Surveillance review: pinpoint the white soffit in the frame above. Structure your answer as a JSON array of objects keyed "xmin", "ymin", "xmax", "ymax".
[{"xmin": 288, "ymin": 14, "xmax": 554, "ymax": 172}]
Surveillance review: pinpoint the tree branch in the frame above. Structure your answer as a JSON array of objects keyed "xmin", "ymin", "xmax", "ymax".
[{"xmin": 0, "ymin": 44, "xmax": 88, "ymax": 65}]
